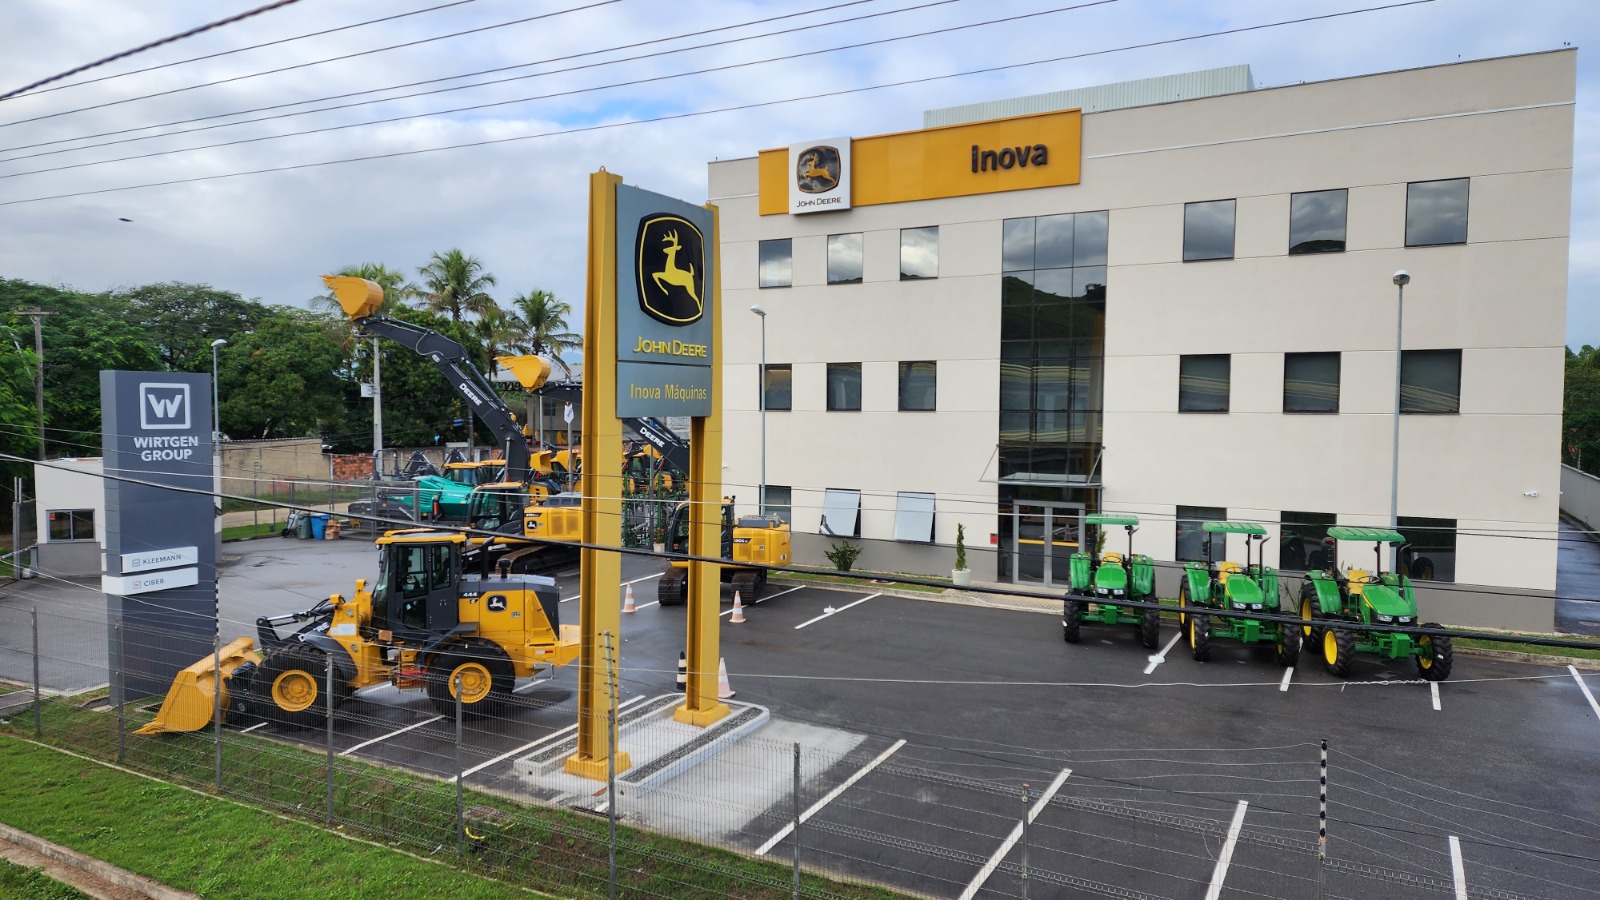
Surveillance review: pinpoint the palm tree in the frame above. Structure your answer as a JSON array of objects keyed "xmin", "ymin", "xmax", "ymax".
[
  {"xmin": 414, "ymin": 249, "xmax": 497, "ymax": 323},
  {"xmin": 508, "ymin": 289, "xmax": 581, "ymax": 378}
]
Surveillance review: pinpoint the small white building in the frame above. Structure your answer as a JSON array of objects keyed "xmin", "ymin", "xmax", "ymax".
[
  {"xmin": 710, "ymin": 51, "xmax": 1575, "ymax": 631},
  {"xmin": 32, "ymin": 457, "xmax": 105, "ymax": 577}
]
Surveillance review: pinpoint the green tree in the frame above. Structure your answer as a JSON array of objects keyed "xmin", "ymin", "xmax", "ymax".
[
  {"xmin": 413, "ymin": 250, "xmax": 497, "ymax": 323},
  {"xmin": 1565, "ymin": 345, "xmax": 1600, "ymax": 475},
  {"xmin": 113, "ymin": 282, "xmax": 270, "ymax": 372},
  {"xmin": 507, "ymin": 289, "xmax": 581, "ymax": 378},
  {"xmin": 217, "ymin": 308, "xmax": 348, "ymax": 440}
]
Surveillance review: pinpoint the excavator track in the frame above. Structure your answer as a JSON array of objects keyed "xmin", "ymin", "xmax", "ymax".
[
  {"xmin": 729, "ymin": 569, "xmax": 760, "ymax": 600},
  {"xmin": 657, "ymin": 567, "xmax": 689, "ymax": 606}
]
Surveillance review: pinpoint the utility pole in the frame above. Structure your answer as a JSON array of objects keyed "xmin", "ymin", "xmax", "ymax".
[
  {"xmin": 371, "ymin": 336, "xmax": 383, "ymax": 478},
  {"xmin": 19, "ymin": 309, "xmax": 52, "ymax": 460}
]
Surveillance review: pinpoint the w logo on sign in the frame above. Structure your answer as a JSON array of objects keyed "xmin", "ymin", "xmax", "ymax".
[{"xmin": 139, "ymin": 383, "xmax": 191, "ymax": 430}]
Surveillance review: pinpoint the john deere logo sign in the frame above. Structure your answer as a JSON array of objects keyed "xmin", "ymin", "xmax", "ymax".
[
  {"xmin": 635, "ymin": 214, "xmax": 705, "ymax": 325},
  {"xmin": 795, "ymin": 146, "xmax": 840, "ymax": 193}
]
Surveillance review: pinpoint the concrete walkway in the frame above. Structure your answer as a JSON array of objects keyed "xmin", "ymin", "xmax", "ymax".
[{"xmin": 1556, "ymin": 516, "xmax": 1600, "ymax": 635}]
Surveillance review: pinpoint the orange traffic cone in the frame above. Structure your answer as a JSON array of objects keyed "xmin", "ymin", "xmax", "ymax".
[
  {"xmin": 622, "ymin": 583, "xmax": 637, "ymax": 613},
  {"xmin": 717, "ymin": 657, "xmax": 735, "ymax": 699},
  {"xmin": 729, "ymin": 591, "xmax": 746, "ymax": 623}
]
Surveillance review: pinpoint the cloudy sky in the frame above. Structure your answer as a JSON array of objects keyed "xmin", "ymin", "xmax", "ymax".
[{"xmin": 1, "ymin": 0, "xmax": 1595, "ymax": 345}]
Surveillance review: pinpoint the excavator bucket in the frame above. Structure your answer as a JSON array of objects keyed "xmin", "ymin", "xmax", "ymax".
[
  {"xmin": 321, "ymin": 275, "xmax": 384, "ymax": 320},
  {"xmin": 133, "ymin": 637, "xmax": 261, "ymax": 735},
  {"xmin": 497, "ymin": 354, "xmax": 552, "ymax": 391}
]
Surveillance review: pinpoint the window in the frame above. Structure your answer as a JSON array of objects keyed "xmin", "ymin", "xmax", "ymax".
[
  {"xmin": 1279, "ymin": 511, "xmax": 1337, "ymax": 571},
  {"xmin": 1179, "ymin": 355, "xmax": 1230, "ymax": 412},
  {"xmin": 1397, "ymin": 516, "xmax": 1456, "ymax": 582},
  {"xmin": 893, "ymin": 491, "xmax": 935, "ymax": 542},
  {"xmin": 1176, "ymin": 505, "xmax": 1226, "ymax": 563},
  {"xmin": 1183, "ymin": 199, "xmax": 1236, "ymax": 261},
  {"xmin": 1406, "ymin": 178, "xmax": 1469, "ymax": 247},
  {"xmin": 762, "ymin": 485, "xmax": 791, "ymax": 523},
  {"xmin": 827, "ymin": 233, "xmax": 863, "ymax": 284},
  {"xmin": 820, "ymin": 488, "xmax": 861, "ymax": 538},
  {"xmin": 900, "ymin": 226, "xmax": 938, "ymax": 280},
  {"xmin": 1283, "ymin": 352, "xmax": 1340, "ymax": 413},
  {"xmin": 1401, "ymin": 350, "xmax": 1461, "ymax": 413},
  {"xmin": 898, "ymin": 361, "xmax": 936, "ymax": 411},
  {"xmin": 761, "ymin": 364, "xmax": 791, "ymax": 411},
  {"xmin": 826, "ymin": 363, "xmax": 861, "ymax": 411},
  {"xmin": 1289, "ymin": 189, "xmax": 1347, "ymax": 254},
  {"xmin": 46, "ymin": 509, "xmax": 94, "ymax": 541},
  {"xmin": 758, "ymin": 239, "xmax": 792, "ymax": 288}
]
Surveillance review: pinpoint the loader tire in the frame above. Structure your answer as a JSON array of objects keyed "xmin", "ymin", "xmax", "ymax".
[
  {"xmin": 1414, "ymin": 623, "xmax": 1453, "ymax": 682},
  {"xmin": 1062, "ymin": 599, "xmax": 1082, "ymax": 644},
  {"xmin": 1323, "ymin": 626, "xmax": 1355, "ymax": 678},
  {"xmin": 1190, "ymin": 614, "xmax": 1211, "ymax": 662},
  {"xmin": 1139, "ymin": 606, "xmax": 1160, "ymax": 650},
  {"xmin": 427, "ymin": 641, "xmax": 513, "ymax": 717},
  {"xmin": 258, "ymin": 645, "xmax": 346, "ymax": 731},
  {"xmin": 1274, "ymin": 622, "xmax": 1301, "ymax": 669}
]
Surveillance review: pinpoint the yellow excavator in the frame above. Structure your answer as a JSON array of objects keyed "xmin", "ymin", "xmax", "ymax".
[
  {"xmin": 656, "ymin": 499, "xmax": 791, "ymax": 605},
  {"xmin": 136, "ymin": 530, "xmax": 579, "ymax": 734}
]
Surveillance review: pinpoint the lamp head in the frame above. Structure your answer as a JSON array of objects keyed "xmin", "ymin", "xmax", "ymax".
[
  {"xmin": 749, "ymin": 304, "xmax": 767, "ymax": 317},
  {"xmin": 1392, "ymin": 270, "xmax": 1410, "ymax": 287},
  {"xmin": 211, "ymin": 338, "xmax": 228, "ymax": 348}
]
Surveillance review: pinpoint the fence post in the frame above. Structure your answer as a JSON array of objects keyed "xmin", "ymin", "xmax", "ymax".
[
  {"xmin": 214, "ymin": 639, "xmax": 223, "ymax": 793},
  {"xmin": 793, "ymin": 742, "xmax": 802, "ymax": 900},
  {"xmin": 325, "ymin": 654, "xmax": 335, "ymax": 827},
  {"xmin": 605, "ymin": 631, "xmax": 618, "ymax": 900},
  {"xmin": 1021, "ymin": 782, "xmax": 1031, "ymax": 900},
  {"xmin": 1318, "ymin": 738, "xmax": 1328, "ymax": 900},
  {"xmin": 252, "ymin": 461, "xmax": 260, "ymax": 534},
  {"xmin": 32, "ymin": 607, "xmax": 41, "ymax": 736},
  {"xmin": 455, "ymin": 673, "xmax": 464, "ymax": 858},
  {"xmin": 115, "ymin": 622, "xmax": 125, "ymax": 763}
]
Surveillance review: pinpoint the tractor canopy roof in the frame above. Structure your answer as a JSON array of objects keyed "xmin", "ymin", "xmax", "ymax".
[
  {"xmin": 1201, "ymin": 521, "xmax": 1267, "ymax": 535},
  {"xmin": 1327, "ymin": 526, "xmax": 1406, "ymax": 543},
  {"xmin": 1086, "ymin": 514, "xmax": 1139, "ymax": 526}
]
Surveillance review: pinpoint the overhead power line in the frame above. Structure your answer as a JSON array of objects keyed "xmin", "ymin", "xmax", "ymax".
[
  {"xmin": 0, "ymin": 0, "xmax": 1436, "ymax": 207},
  {"xmin": 0, "ymin": 0, "xmax": 1108, "ymax": 178},
  {"xmin": 0, "ymin": 0, "xmax": 307, "ymax": 103},
  {"xmin": 13, "ymin": 0, "xmax": 486, "ymax": 99}
]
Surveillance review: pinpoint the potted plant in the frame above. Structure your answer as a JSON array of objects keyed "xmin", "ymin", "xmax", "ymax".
[
  {"xmin": 652, "ymin": 525, "xmax": 667, "ymax": 555},
  {"xmin": 952, "ymin": 523, "xmax": 971, "ymax": 587}
]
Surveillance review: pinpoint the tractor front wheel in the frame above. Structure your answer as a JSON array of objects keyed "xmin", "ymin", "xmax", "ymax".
[
  {"xmin": 1323, "ymin": 627, "xmax": 1355, "ymax": 678},
  {"xmin": 1414, "ymin": 623, "xmax": 1453, "ymax": 682},
  {"xmin": 1062, "ymin": 599, "xmax": 1082, "ymax": 644},
  {"xmin": 1190, "ymin": 614, "xmax": 1211, "ymax": 662},
  {"xmin": 1177, "ymin": 582, "xmax": 1191, "ymax": 630},
  {"xmin": 1298, "ymin": 585, "xmax": 1323, "ymax": 647},
  {"xmin": 1139, "ymin": 606, "xmax": 1160, "ymax": 650},
  {"xmin": 1274, "ymin": 622, "xmax": 1301, "ymax": 668}
]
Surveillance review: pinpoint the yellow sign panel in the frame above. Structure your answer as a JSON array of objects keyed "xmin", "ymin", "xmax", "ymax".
[{"xmin": 758, "ymin": 109, "xmax": 1081, "ymax": 215}]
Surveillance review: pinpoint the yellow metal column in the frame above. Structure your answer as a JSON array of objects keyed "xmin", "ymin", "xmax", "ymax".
[
  {"xmin": 567, "ymin": 169, "xmax": 631, "ymax": 778},
  {"xmin": 676, "ymin": 201, "xmax": 728, "ymax": 727}
]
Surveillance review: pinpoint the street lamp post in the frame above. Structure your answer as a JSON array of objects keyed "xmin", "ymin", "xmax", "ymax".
[
  {"xmin": 1390, "ymin": 270, "xmax": 1409, "ymax": 571},
  {"xmin": 210, "ymin": 338, "xmax": 228, "ymax": 445},
  {"xmin": 750, "ymin": 304, "xmax": 767, "ymax": 517}
]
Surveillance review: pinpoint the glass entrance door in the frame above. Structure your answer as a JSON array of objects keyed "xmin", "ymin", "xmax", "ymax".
[{"xmin": 1008, "ymin": 503, "xmax": 1083, "ymax": 587}]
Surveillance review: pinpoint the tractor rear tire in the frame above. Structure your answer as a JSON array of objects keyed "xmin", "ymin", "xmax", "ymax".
[
  {"xmin": 658, "ymin": 568, "xmax": 688, "ymax": 606},
  {"xmin": 1139, "ymin": 607, "xmax": 1160, "ymax": 650},
  {"xmin": 1190, "ymin": 614, "xmax": 1211, "ymax": 662},
  {"xmin": 1322, "ymin": 627, "xmax": 1355, "ymax": 678},
  {"xmin": 427, "ymin": 641, "xmax": 514, "ymax": 717},
  {"xmin": 1298, "ymin": 585, "xmax": 1323, "ymax": 648},
  {"xmin": 257, "ymin": 645, "xmax": 346, "ymax": 731},
  {"xmin": 1274, "ymin": 622, "xmax": 1301, "ymax": 668},
  {"xmin": 1062, "ymin": 599, "xmax": 1082, "ymax": 644},
  {"xmin": 1414, "ymin": 623, "xmax": 1453, "ymax": 682}
]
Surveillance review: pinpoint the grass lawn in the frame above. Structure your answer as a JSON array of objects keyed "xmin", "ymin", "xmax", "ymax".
[
  {"xmin": 222, "ymin": 521, "xmax": 284, "ymax": 541},
  {"xmin": 777, "ymin": 570, "xmax": 948, "ymax": 594},
  {"xmin": 0, "ymin": 859, "xmax": 87, "ymax": 900}
]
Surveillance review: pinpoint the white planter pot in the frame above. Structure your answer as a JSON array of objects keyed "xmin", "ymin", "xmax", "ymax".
[{"xmin": 951, "ymin": 568, "xmax": 971, "ymax": 587}]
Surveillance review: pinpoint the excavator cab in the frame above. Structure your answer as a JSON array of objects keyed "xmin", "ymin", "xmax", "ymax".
[{"xmin": 656, "ymin": 500, "xmax": 790, "ymax": 605}]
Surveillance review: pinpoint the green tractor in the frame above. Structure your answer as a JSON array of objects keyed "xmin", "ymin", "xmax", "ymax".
[
  {"xmin": 1063, "ymin": 514, "xmax": 1160, "ymax": 648},
  {"xmin": 1298, "ymin": 527, "xmax": 1452, "ymax": 681},
  {"xmin": 1178, "ymin": 521, "xmax": 1299, "ymax": 666}
]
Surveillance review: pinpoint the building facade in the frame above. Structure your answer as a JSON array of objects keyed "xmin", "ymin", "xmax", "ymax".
[{"xmin": 709, "ymin": 51, "xmax": 1575, "ymax": 631}]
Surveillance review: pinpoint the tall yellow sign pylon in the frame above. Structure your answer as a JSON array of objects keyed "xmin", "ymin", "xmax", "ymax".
[
  {"xmin": 566, "ymin": 169, "xmax": 630, "ymax": 779},
  {"xmin": 676, "ymin": 199, "xmax": 727, "ymax": 727}
]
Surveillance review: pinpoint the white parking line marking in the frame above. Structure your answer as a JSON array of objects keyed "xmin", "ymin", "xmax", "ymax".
[
  {"xmin": 1571, "ymin": 665, "xmax": 1600, "ymax": 721},
  {"xmin": 1279, "ymin": 666, "xmax": 1294, "ymax": 692},
  {"xmin": 1449, "ymin": 835, "xmax": 1468, "ymax": 900},
  {"xmin": 341, "ymin": 715, "xmax": 444, "ymax": 756},
  {"xmin": 460, "ymin": 695, "xmax": 649, "ymax": 778},
  {"xmin": 1144, "ymin": 632, "xmax": 1184, "ymax": 675},
  {"xmin": 958, "ymin": 767, "xmax": 1072, "ymax": 900},
  {"xmin": 1430, "ymin": 681, "xmax": 1442, "ymax": 712},
  {"xmin": 756, "ymin": 739, "xmax": 906, "ymax": 856},
  {"xmin": 721, "ymin": 585, "xmax": 806, "ymax": 618},
  {"xmin": 794, "ymin": 593, "xmax": 879, "ymax": 630},
  {"xmin": 1203, "ymin": 801, "xmax": 1249, "ymax": 900},
  {"xmin": 564, "ymin": 572, "xmax": 665, "ymax": 603}
]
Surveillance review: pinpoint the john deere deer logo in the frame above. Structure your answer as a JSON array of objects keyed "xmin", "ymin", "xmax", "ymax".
[
  {"xmin": 795, "ymin": 146, "xmax": 840, "ymax": 194},
  {"xmin": 635, "ymin": 214, "xmax": 705, "ymax": 325}
]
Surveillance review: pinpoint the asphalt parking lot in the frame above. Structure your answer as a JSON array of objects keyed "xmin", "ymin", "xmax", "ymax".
[{"xmin": 5, "ymin": 534, "xmax": 1599, "ymax": 899}]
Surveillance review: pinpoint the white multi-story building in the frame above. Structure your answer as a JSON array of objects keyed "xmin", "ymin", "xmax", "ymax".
[{"xmin": 709, "ymin": 51, "xmax": 1575, "ymax": 631}]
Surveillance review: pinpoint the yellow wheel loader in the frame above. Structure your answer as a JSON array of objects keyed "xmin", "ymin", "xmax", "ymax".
[
  {"xmin": 656, "ymin": 500, "xmax": 790, "ymax": 606},
  {"xmin": 135, "ymin": 531, "xmax": 579, "ymax": 735}
]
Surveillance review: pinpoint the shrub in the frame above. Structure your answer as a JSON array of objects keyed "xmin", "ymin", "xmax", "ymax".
[
  {"xmin": 825, "ymin": 539, "xmax": 862, "ymax": 572},
  {"xmin": 955, "ymin": 523, "xmax": 968, "ymax": 571}
]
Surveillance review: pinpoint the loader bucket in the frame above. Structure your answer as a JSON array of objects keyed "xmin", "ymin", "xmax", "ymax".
[
  {"xmin": 320, "ymin": 275, "xmax": 384, "ymax": 320},
  {"xmin": 133, "ymin": 637, "xmax": 261, "ymax": 735}
]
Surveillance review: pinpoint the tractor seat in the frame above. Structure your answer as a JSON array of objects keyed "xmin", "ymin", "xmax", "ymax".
[
  {"xmin": 1218, "ymin": 561, "xmax": 1244, "ymax": 582},
  {"xmin": 1101, "ymin": 551, "xmax": 1123, "ymax": 564}
]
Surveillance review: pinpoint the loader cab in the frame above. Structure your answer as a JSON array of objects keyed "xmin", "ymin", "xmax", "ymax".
[{"xmin": 372, "ymin": 533, "xmax": 464, "ymax": 636}]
